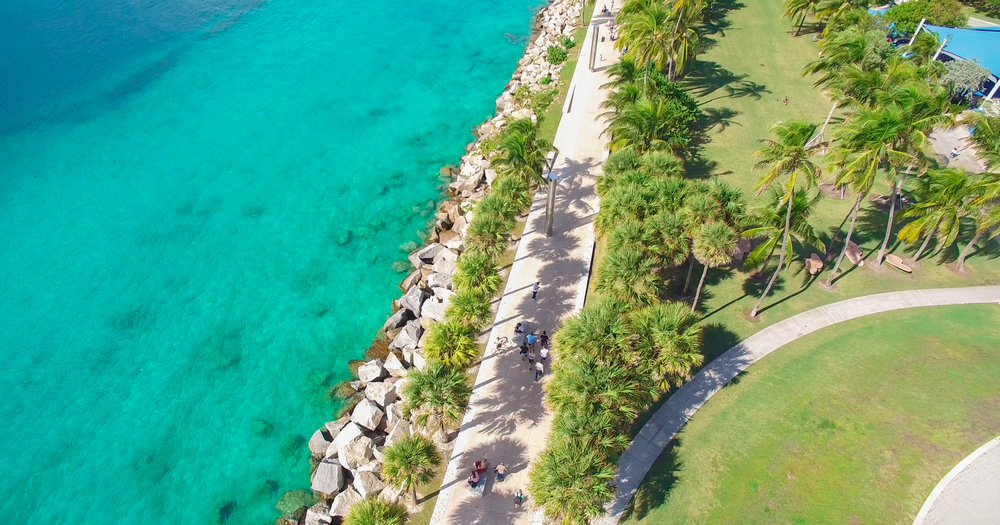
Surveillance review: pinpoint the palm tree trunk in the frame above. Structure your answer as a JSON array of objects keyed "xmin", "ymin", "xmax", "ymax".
[
  {"xmin": 957, "ymin": 230, "xmax": 982, "ymax": 270},
  {"xmin": 683, "ymin": 255, "xmax": 696, "ymax": 293},
  {"xmin": 692, "ymin": 263, "xmax": 709, "ymax": 312},
  {"xmin": 411, "ymin": 483, "xmax": 419, "ymax": 506},
  {"xmin": 643, "ymin": 64, "xmax": 649, "ymax": 90},
  {"xmin": 913, "ymin": 218, "xmax": 942, "ymax": 261},
  {"xmin": 751, "ymin": 191, "xmax": 794, "ymax": 317},
  {"xmin": 795, "ymin": 12, "xmax": 805, "ymax": 36},
  {"xmin": 825, "ymin": 193, "xmax": 863, "ymax": 286},
  {"xmin": 816, "ymin": 101, "xmax": 838, "ymax": 147},
  {"xmin": 876, "ymin": 165, "xmax": 911, "ymax": 266}
]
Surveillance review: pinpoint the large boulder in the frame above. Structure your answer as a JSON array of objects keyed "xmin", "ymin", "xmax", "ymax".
[
  {"xmin": 420, "ymin": 298, "xmax": 447, "ymax": 322},
  {"xmin": 408, "ymin": 243, "xmax": 445, "ymax": 268},
  {"xmin": 364, "ymin": 380, "xmax": 398, "ymax": 408},
  {"xmin": 399, "ymin": 286, "xmax": 428, "ymax": 317},
  {"xmin": 385, "ymin": 401, "xmax": 405, "ymax": 429},
  {"xmin": 304, "ymin": 502, "xmax": 332, "ymax": 525},
  {"xmin": 391, "ymin": 377, "xmax": 409, "ymax": 400},
  {"xmin": 438, "ymin": 229, "xmax": 464, "ymax": 252},
  {"xmin": 379, "ymin": 484, "xmax": 404, "ymax": 505},
  {"xmin": 385, "ymin": 420, "xmax": 411, "ymax": 447},
  {"xmin": 357, "ymin": 359, "xmax": 387, "ymax": 384},
  {"xmin": 432, "ymin": 287, "xmax": 455, "ymax": 302},
  {"xmin": 383, "ymin": 353, "xmax": 408, "ymax": 377},
  {"xmin": 329, "ymin": 489, "xmax": 364, "ymax": 518},
  {"xmin": 390, "ymin": 320, "xmax": 422, "ymax": 351},
  {"xmin": 398, "ymin": 269, "xmax": 421, "ymax": 293},
  {"xmin": 338, "ymin": 436, "xmax": 374, "ymax": 470},
  {"xmin": 311, "ymin": 458, "xmax": 346, "ymax": 495},
  {"xmin": 353, "ymin": 471, "xmax": 387, "ymax": 498},
  {"xmin": 351, "ymin": 398, "xmax": 385, "ymax": 431},
  {"xmin": 427, "ymin": 272, "xmax": 453, "ymax": 289},
  {"xmin": 327, "ymin": 422, "xmax": 364, "ymax": 458},
  {"xmin": 356, "ymin": 459, "xmax": 382, "ymax": 476},
  {"xmin": 432, "ymin": 255, "xmax": 457, "ymax": 277},
  {"xmin": 440, "ymin": 201, "xmax": 462, "ymax": 224},
  {"xmin": 382, "ymin": 307, "xmax": 415, "ymax": 331},
  {"xmin": 308, "ymin": 428, "xmax": 334, "ymax": 460}
]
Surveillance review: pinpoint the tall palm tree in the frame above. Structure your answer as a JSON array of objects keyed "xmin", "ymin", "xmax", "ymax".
[
  {"xmin": 648, "ymin": 211, "xmax": 691, "ymax": 267},
  {"xmin": 604, "ymin": 95, "xmax": 693, "ymax": 153},
  {"xmin": 528, "ymin": 440, "xmax": 617, "ymax": 525},
  {"xmin": 402, "ymin": 362, "xmax": 471, "ymax": 435},
  {"xmin": 963, "ymin": 112, "xmax": 1000, "ymax": 169},
  {"xmin": 595, "ymin": 245, "xmax": 661, "ymax": 306},
  {"xmin": 445, "ymin": 289, "xmax": 493, "ymax": 330},
  {"xmin": 452, "ymin": 251, "xmax": 502, "ymax": 296},
  {"xmin": 422, "ymin": 321, "xmax": 478, "ymax": 370},
  {"xmin": 666, "ymin": 3, "xmax": 702, "ymax": 79},
  {"xmin": 630, "ymin": 302, "xmax": 704, "ymax": 389},
  {"xmin": 601, "ymin": 58, "xmax": 643, "ymax": 90},
  {"xmin": 550, "ymin": 408, "xmax": 631, "ymax": 459},
  {"xmin": 616, "ymin": 2, "xmax": 672, "ymax": 87},
  {"xmin": 958, "ymin": 171, "xmax": 1000, "ymax": 270},
  {"xmin": 691, "ymin": 222, "xmax": 736, "ymax": 312},
  {"xmin": 749, "ymin": 120, "xmax": 821, "ymax": 318},
  {"xmin": 343, "ymin": 498, "xmax": 407, "ymax": 525},
  {"xmin": 783, "ymin": 0, "xmax": 821, "ymax": 36},
  {"xmin": 742, "ymin": 190, "xmax": 826, "ymax": 274},
  {"xmin": 898, "ymin": 167, "xmax": 975, "ymax": 261},
  {"xmin": 381, "ymin": 434, "xmax": 441, "ymax": 506},
  {"xmin": 681, "ymin": 189, "xmax": 722, "ymax": 294},
  {"xmin": 493, "ymin": 119, "xmax": 551, "ymax": 186}
]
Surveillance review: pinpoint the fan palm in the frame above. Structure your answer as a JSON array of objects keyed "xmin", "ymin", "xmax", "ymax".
[
  {"xmin": 402, "ymin": 362, "xmax": 471, "ymax": 435},
  {"xmin": 595, "ymin": 245, "xmax": 661, "ymax": 306},
  {"xmin": 550, "ymin": 409, "xmax": 631, "ymax": 458},
  {"xmin": 452, "ymin": 251, "xmax": 502, "ymax": 296},
  {"xmin": 343, "ymin": 498, "xmax": 407, "ymax": 525},
  {"xmin": 691, "ymin": 222, "xmax": 736, "ymax": 312},
  {"xmin": 898, "ymin": 167, "xmax": 975, "ymax": 261},
  {"xmin": 465, "ymin": 213, "xmax": 514, "ymax": 259},
  {"xmin": 491, "ymin": 175, "xmax": 532, "ymax": 215},
  {"xmin": 493, "ymin": 119, "xmax": 551, "ymax": 186},
  {"xmin": 553, "ymin": 298, "xmax": 633, "ymax": 360},
  {"xmin": 594, "ymin": 182, "xmax": 656, "ymax": 234},
  {"xmin": 445, "ymin": 289, "xmax": 493, "ymax": 330},
  {"xmin": 422, "ymin": 321, "xmax": 478, "ymax": 370},
  {"xmin": 381, "ymin": 434, "xmax": 441, "ymax": 506},
  {"xmin": 648, "ymin": 211, "xmax": 691, "ymax": 267},
  {"xmin": 546, "ymin": 351, "xmax": 654, "ymax": 425},
  {"xmin": 749, "ymin": 120, "xmax": 821, "ymax": 318},
  {"xmin": 604, "ymin": 95, "xmax": 694, "ymax": 153},
  {"xmin": 630, "ymin": 302, "xmax": 704, "ymax": 389},
  {"xmin": 528, "ymin": 440, "xmax": 617, "ymax": 525}
]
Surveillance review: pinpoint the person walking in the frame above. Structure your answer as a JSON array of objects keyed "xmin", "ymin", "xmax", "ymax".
[
  {"xmin": 534, "ymin": 360, "xmax": 544, "ymax": 381},
  {"xmin": 519, "ymin": 343, "xmax": 528, "ymax": 361},
  {"xmin": 527, "ymin": 350, "xmax": 536, "ymax": 368},
  {"xmin": 539, "ymin": 330, "xmax": 549, "ymax": 349},
  {"xmin": 540, "ymin": 346, "xmax": 548, "ymax": 363},
  {"xmin": 525, "ymin": 332, "xmax": 536, "ymax": 350},
  {"xmin": 950, "ymin": 147, "xmax": 960, "ymax": 159},
  {"xmin": 531, "ymin": 281, "xmax": 540, "ymax": 300},
  {"xmin": 495, "ymin": 463, "xmax": 507, "ymax": 482}
]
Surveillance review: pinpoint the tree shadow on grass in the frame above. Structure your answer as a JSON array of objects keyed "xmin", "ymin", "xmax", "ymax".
[
  {"xmin": 618, "ymin": 436, "xmax": 684, "ymax": 523},
  {"xmin": 701, "ymin": 322, "xmax": 742, "ymax": 363}
]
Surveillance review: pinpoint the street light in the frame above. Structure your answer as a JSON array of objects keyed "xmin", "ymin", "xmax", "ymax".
[{"xmin": 543, "ymin": 150, "xmax": 560, "ymax": 238}]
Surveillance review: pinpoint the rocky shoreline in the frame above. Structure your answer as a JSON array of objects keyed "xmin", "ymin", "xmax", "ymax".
[{"xmin": 282, "ymin": 1, "xmax": 583, "ymax": 523}]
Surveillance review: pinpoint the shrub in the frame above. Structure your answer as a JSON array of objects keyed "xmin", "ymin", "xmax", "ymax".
[
  {"xmin": 547, "ymin": 45, "xmax": 569, "ymax": 65},
  {"xmin": 465, "ymin": 214, "xmax": 515, "ymax": 259},
  {"xmin": 539, "ymin": 75, "xmax": 553, "ymax": 85},
  {"xmin": 445, "ymin": 289, "xmax": 493, "ymax": 330},
  {"xmin": 531, "ymin": 88, "xmax": 558, "ymax": 115},
  {"xmin": 512, "ymin": 84, "xmax": 532, "ymax": 103},
  {"xmin": 884, "ymin": 0, "xmax": 967, "ymax": 33},
  {"xmin": 453, "ymin": 251, "xmax": 502, "ymax": 296},
  {"xmin": 422, "ymin": 321, "xmax": 478, "ymax": 369},
  {"xmin": 490, "ymin": 176, "xmax": 532, "ymax": 215},
  {"xmin": 343, "ymin": 497, "xmax": 407, "ymax": 525},
  {"xmin": 528, "ymin": 441, "xmax": 616, "ymax": 525},
  {"xmin": 561, "ymin": 36, "xmax": 576, "ymax": 49},
  {"xmin": 943, "ymin": 59, "xmax": 992, "ymax": 101}
]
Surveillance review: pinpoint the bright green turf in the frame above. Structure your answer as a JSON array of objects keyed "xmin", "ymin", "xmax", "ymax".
[{"xmin": 622, "ymin": 304, "xmax": 1000, "ymax": 525}]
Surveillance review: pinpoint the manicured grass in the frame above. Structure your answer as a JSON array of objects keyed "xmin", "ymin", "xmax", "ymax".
[
  {"xmin": 622, "ymin": 304, "xmax": 1000, "ymax": 525},
  {"xmin": 962, "ymin": 5, "xmax": 1000, "ymax": 25}
]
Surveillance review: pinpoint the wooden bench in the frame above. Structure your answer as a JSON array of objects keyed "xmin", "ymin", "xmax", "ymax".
[{"xmin": 885, "ymin": 254, "xmax": 912, "ymax": 273}]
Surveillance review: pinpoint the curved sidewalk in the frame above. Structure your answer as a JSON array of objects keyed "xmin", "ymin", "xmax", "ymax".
[
  {"xmin": 912, "ymin": 436, "xmax": 1000, "ymax": 525},
  {"xmin": 598, "ymin": 286, "xmax": 1000, "ymax": 524}
]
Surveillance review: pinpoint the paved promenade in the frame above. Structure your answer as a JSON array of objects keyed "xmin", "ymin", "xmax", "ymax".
[
  {"xmin": 598, "ymin": 286, "xmax": 1000, "ymax": 524},
  {"xmin": 427, "ymin": 13, "xmax": 619, "ymax": 525},
  {"xmin": 912, "ymin": 435, "xmax": 1000, "ymax": 525}
]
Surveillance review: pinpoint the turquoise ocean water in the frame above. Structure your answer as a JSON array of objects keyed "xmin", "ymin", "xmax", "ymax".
[{"xmin": 0, "ymin": 0, "xmax": 540, "ymax": 521}]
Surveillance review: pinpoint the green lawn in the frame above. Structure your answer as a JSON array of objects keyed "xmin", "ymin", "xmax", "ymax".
[{"xmin": 622, "ymin": 304, "xmax": 1000, "ymax": 525}]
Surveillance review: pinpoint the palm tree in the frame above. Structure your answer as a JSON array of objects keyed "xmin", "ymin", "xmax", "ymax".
[
  {"xmin": 594, "ymin": 182, "xmax": 655, "ymax": 234},
  {"xmin": 550, "ymin": 409, "xmax": 631, "ymax": 458},
  {"xmin": 963, "ymin": 112, "xmax": 1000, "ymax": 169},
  {"xmin": 898, "ymin": 167, "xmax": 975, "ymax": 261},
  {"xmin": 681, "ymin": 190, "xmax": 722, "ymax": 294},
  {"xmin": 445, "ymin": 289, "xmax": 493, "ymax": 330},
  {"xmin": 749, "ymin": 120, "xmax": 821, "ymax": 318},
  {"xmin": 475, "ymin": 193, "xmax": 520, "ymax": 223},
  {"xmin": 422, "ymin": 321, "xmax": 478, "ymax": 370},
  {"xmin": 742, "ymin": 190, "xmax": 826, "ymax": 274},
  {"xmin": 783, "ymin": 0, "xmax": 821, "ymax": 36},
  {"xmin": 666, "ymin": 1, "xmax": 702, "ymax": 79},
  {"xmin": 465, "ymin": 214, "xmax": 514, "ymax": 259},
  {"xmin": 546, "ymin": 351, "xmax": 655, "ymax": 427},
  {"xmin": 691, "ymin": 222, "xmax": 736, "ymax": 312},
  {"xmin": 553, "ymin": 298, "xmax": 633, "ymax": 360},
  {"xmin": 493, "ymin": 119, "xmax": 551, "ymax": 186},
  {"xmin": 344, "ymin": 498, "xmax": 407, "ymax": 525},
  {"xmin": 490, "ymin": 175, "xmax": 532, "ymax": 215},
  {"xmin": 452, "ymin": 251, "xmax": 502, "ymax": 296},
  {"xmin": 604, "ymin": 95, "xmax": 694, "ymax": 153},
  {"xmin": 630, "ymin": 302, "xmax": 704, "ymax": 389},
  {"xmin": 958, "ymin": 171, "xmax": 1000, "ymax": 270},
  {"xmin": 595, "ymin": 245, "xmax": 661, "ymax": 306},
  {"xmin": 528, "ymin": 440, "xmax": 617, "ymax": 525},
  {"xmin": 381, "ymin": 434, "xmax": 441, "ymax": 506},
  {"xmin": 402, "ymin": 362, "xmax": 471, "ymax": 436},
  {"xmin": 616, "ymin": 2, "xmax": 672, "ymax": 87},
  {"xmin": 601, "ymin": 58, "xmax": 643, "ymax": 90},
  {"xmin": 647, "ymin": 211, "xmax": 691, "ymax": 267}
]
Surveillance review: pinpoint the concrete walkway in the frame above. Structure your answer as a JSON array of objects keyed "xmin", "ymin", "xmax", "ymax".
[
  {"xmin": 597, "ymin": 286, "xmax": 1000, "ymax": 524},
  {"xmin": 912, "ymin": 435, "xmax": 1000, "ymax": 525},
  {"xmin": 427, "ymin": 12, "xmax": 620, "ymax": 525}
]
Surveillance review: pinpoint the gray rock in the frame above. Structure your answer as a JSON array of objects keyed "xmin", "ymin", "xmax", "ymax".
[
  {"xmin": 398, "ymin": 269, "xmax": 421, "ymax": 293},
  {"xmin": 364, "ymin": 381, "xmax": 398, "ymax": 408},
  {"xmin": 385, "ymin": 401, "xmax": 405, "ymax": 429},
  {"xmin": 385, "ymin": 420, "xmax": 411, "ymax": 447},
  {"xmin": 484, "ymin": 168, "xmax": 498, "ymax": 187},
  {"xmin": 379, "ymin": 484, "xmax": 404, "ymax": 505},
  {"xmin": 390, "ymin": 320, "xmax": 422, "ymax": 351},
  {"xmin": 399, "ymin": 286, "xmax": 428, "ymax": 317},
  {"xmin": 329, "ymin": 488, "xmax": 364, "ymax": 518},
  {"xmin": 308, "ymin": 428, "xmax": 334, "ymax": 460},
  {"xmin": 410, "ymin": 350, "xmax": 427, "ymax": 371},
  {"xmin": 327, "ymin": 422, "xmax": 364, "ymax": 458},
  {"xmin": 392, "ymin": 377, "xmax": 409, "ymax": 400},
  {"xmin": 478, "ymin": 123, "xmax": 494, "ymax": 138},
  {"xmin": 383, "ymin": 353, "xmax": 408, "ymax": 377},
  {"xmin": 383, "ymin": 307, "xmax": 415, "ymax": 330},
  {"xmin": 438, "ymin": 229, "xmax": 464, "ymax": 252},
  {"xmin": 432, "ymin": 256, "xmax": 457, "ymax": 277},
  {"xmin": 372, "ymin": 445, "xmax": 386, "ymax": 463},
  {"xmin": 427, "ymin": 272, "xmax": 453, "ymax": 290},
  {"xmin": 432, "ymin": 287, "xmax": 455, "ymax": 302},
  {"xmin": 304, "ymin": 502, "xmax": 332, "ymax": 525},
  {"xmin": 353, "ymin": 471, "xmax": 386, "ymax": 498},
  {"xmin": 357, "ymin": 359, "xmax": 387, "ymax": 384},
  {"xmin": 324, "ymin": 416, "xmax": 351, "ymax": 438},
  {"xmin": 408, "ymin": 243, "xmax": 445, "ymax": 268},
  {"xmin": 356, "ymin": 459, "xmax": 382, "ymax": 476},
  {"xmin": 311, "ymin": 458, "xmax": 346, "ymax": 495},
  {"xmin": 338, "ymin": 436, "xmax": 374, "ymax": 470},
  {"xmin": 351, "ymin": 398, "xmax": 385, "ymax": 431},
  {"xmin": 433, "ymin": 248, "xmax": 459, "ymax": 265},
  {"xmin": 421, "ymin": 298, "xmax": 447, "ymax": 322}
]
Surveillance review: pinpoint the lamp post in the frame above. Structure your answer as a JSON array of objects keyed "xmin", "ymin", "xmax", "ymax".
[{"xmin": 543, "ymin": 149, "xmax": 559, "ymax": 238}]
